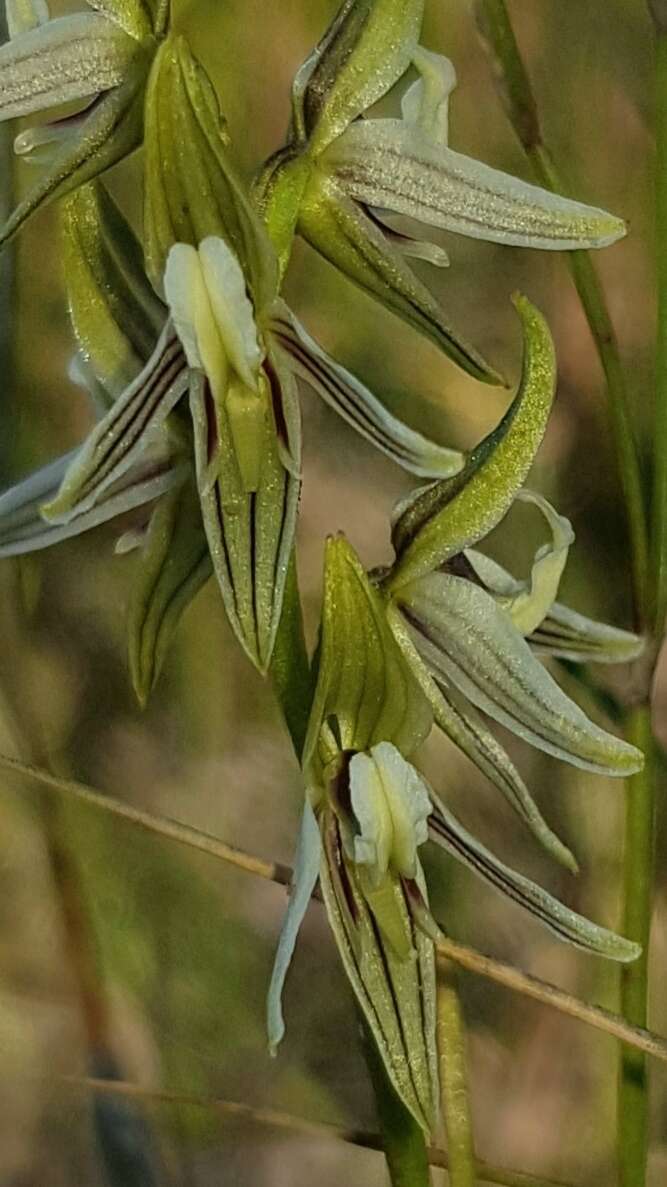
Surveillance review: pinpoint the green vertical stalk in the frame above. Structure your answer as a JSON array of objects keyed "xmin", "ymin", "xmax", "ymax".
[
  {"xmin": 437, "ymin": 964, "xmax": 477, "ymax": 1187},
  {"xmin": 475, "ymin": 0, "xmax": 649, "ymax": 630},
  {"xmin": 475, "ymin": 4, "xmax": 656, "ymax": 1184},
  {"xmin": 618, "ymin": 705, "xmax": 655, "ymax": 1186},
  {"xmin": 653, "ymin": 27, "xmax": 667, "ymax": 632}
]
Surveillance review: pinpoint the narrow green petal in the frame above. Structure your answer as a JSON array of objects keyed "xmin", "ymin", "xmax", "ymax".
[
  {"xmin": 43, "ymin": 323, "xmax": 188, "ymax": 524},
  {"xmin": 324, "ymin": 119, "xmax": 626, "ymax": 250},
  {"xmin": 530, "ymin": 604, "xmax": 645, "ymax": 665},
  {"xmin": 401, "ymin": 48, "xmax": 456, "ymax": 145},
  {"xmin": 128, "ymin": 478, "xmax": 212, "ymax": 705},
  {"xmin": 398, "ymin": 571, "xmax": 643, "ymax": 775},
  {"xmin": 267, "ymin": 801, "xmax": 322, "ymax": 1055},
  {"xmin": 188, "ymin": 362, "xmax": 301, "ymax": 673},
  {"xmin": 297, "ymin": 166, "xmax": 502, "ymax": 384},
  {"xmin": 61, "ymin": 181, "xmax": 165, "ymax": 403},
  {"xmin": 428, "ymin": 789, "xmax": 641, "ymax": 962},
  {"xmin": 320, "ymin": 811, "xmax": 438, "ymax": 1133},
  {"xmin": 0, "ymin": 451, "xmax": 181, "ymax": 556},
  {"xmin": 495, "ymin": 490, "xmax": 574, "ymax": 635},
  {"xmin": 294, "ymin": 0, "xmax": 424, "ymax": 154},
  {"xmin": 389, "ymin": 294, "xmax": 555, "ymax": 588},
  {"xmin": 268, "ymin": 303, "xmax": 464, "ymax": 478},
  {"xmin": 303, "ymin": 534, "xmax": 432, "ymax": 776},
  {"xmin": 0, "ymin": 55, "xmax": 148, "ymax": 250},
  {"xmin": 386, "ymin": 602, "xmax": 578, "ymax": 872},
  {"xmin": 466, "ymin": 547, "xmax": 645, "ymax": 664},
  {"xmin": 0, "ymin": 13, "xmax": 138, "ymax": 121}
]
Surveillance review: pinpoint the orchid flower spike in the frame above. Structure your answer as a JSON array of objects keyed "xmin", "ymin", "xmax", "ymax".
[
  {"xmin": 380, "ymin": 295, "xmax": 643, "ymax": 872},
  {"xmin": 267, "ymin": 534, "xmax": 640, "ymax": 1137},
  {"xmin": 0, "ymin": 34, "xmax": 473, "ymax": 701},
  {"xmin": 0, "ymin": 0, "xmax": 167, "ymax": 248},
  {"xmin": 256, "ymin": 0, "xmax": 626, "ymax": 384}
]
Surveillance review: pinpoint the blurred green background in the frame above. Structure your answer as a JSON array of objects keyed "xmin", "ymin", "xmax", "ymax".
[{"xmin": 0, "ymin": 0, "xmax": 664, "ymax": 1183}]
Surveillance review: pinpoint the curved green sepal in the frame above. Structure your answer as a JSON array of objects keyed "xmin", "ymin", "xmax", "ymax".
[
  {"xmin": 293, "ymin": 0, "xmax": 424, "ymax": 155},
  {"xmin": 128, "ymin": 477, "xmax": 211, "ymax": 706},
  {"xmin": 389, "ymin": 294, "xmax": 555, "ymax": 588},
  {"xmin": 61, "ymin": 181, "xmax": 165, "ymax": 403},
  {"xmin": 143, "ymin": 33, "xmax": 276, "ymax": 306},
  {"xmin": 303, "ymin": 534, "xmax": 432, "ymax": 776},
  {"xmin": 297, "ymin": 167, "xmax": 501, "ymax": 384}
]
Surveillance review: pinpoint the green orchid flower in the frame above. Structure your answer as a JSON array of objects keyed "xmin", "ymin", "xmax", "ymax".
[
  {"xmin": 268, "ymin": 532, "xmax": 640, "ymax": 1135},
  {"xmin": 257, "ymin": 0, "xmax": 625, "ymax": 384},
  {"xmin": 0, "ymin": 0, "xmax": 166, "ymax": 248},
  {"xmin": 0, "ymin": 36, "xmax": 472, "ymax": 697},
  {"xmin": 380, "ymin": 293, "xmax": 644, "ymax": 873}
]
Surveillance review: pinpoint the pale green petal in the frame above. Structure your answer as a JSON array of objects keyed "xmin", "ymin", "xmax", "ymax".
[
  {"xmin": 297, "ymin": 167, "xmax": 502, "ymax": 384},
  {"xmin": 267, "ymin": 801, "xmax": 322, "ymax": 1056},
  {"xmin": 199, "ymin": 236, "xmax": 263, "ymax": 389},
  {"xmin": 466, "ymin": 547, "xmax": 644, "ymax": 664},
  {"xmin": 402, "ymin": 48, "xmax": 456, "ymax": 144},
  {"xmin": 303, "ymin": 535, "xmax": 432, "ymax": 776},
  {"xmin": 0, "ymin": 452, "xmax": 182, "ymax": 556},
  {"xmin": 268, "ymin": 303, "xmax": 464, "ymax": 479},
  {"xmin": 294, "ymin": 0, "xmax": 424, "ymax": 154},
  {"xmin": 6, "ymin": 0, "xmax": 49, "ymax": 39},
  {"xmin": 386, "ymin": 602, "xmax": 578, "ymax": 872},
  {"xmin": 86, "ymin": 0, "xmax": 153, "ymax": 40},
  {"xmin": 398, "ymin": 571, "xmax": 643, "ymax": 774},
  {"xmin": 0, "ymin": 13, "xmax": 136, "ymax": 122},
  {"xmin": 530, "ymin": 603, "xmax": 645, "ymax": 665},
  {"xmin": 390, "ymin": 295, "xmax": 555, "ymax": 589},
  {"xmin": 43, "ymin": 323, "xmax": 188, "ymax": 524},
  {"xmin": 324, "ymin": 119, "xmax": 626, "ymax": 250},
  {"xmin": 369, "ymin": 208, "xmax": 451, "ymax": 267},
  {"xmin": 495, "ymin": 490, "xmax": 574, "ymax": 634},
  {"xmin": 349, "ymin": 742, "xmax": 431, "ymax": 886},
  {"xmin": 428, "ymin": 788, "xmax": 640, "ymax": 962}
]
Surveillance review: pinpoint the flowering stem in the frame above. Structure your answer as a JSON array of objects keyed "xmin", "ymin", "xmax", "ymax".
[
  {"xmin": 437, "ymin": 964, "xmax": 477, "ymax": 1187},
  {"xmin": 653, "ymin": 24, "xmax": 667, "ymax": 632},
  {"xmin": 475, "ymin": 0, "xmax": 649, "ymax": 630}
]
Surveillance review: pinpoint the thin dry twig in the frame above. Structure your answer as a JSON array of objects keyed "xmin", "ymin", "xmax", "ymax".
[{"xmin": 4, "ymin": 752, "xmax": 667, "ymax": 1067}]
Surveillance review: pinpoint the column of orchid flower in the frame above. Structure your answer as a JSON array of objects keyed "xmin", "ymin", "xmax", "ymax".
[{"xmin": 0, "ymin": 1, "xmax": 646, "ymax": 1184}]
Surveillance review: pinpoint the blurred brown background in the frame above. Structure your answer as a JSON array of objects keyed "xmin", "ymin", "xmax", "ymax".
[{"xmin": 0, "ymin": 0, "xmax": 663, "ymax": 1183}]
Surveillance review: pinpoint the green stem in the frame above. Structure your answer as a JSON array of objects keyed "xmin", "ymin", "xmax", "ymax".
[
  {"xmin": 437, "ymin": 964, "xmax": 477, "ymax": 1187},
  {"xmin": 476, "ymin": 0, "xmax": 649, "ymax": 631},
  {"xmin": 653, "ymin": 29, "xmax": 667, "ymax": 633},
  {"xmin": 618, "ymin": 706, "xmax": 656, "ymax": 1187}
]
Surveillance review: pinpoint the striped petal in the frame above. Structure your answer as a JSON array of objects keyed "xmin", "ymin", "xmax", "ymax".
[
  {"xmin": 268, "ymin": 304, "xmax": 464, "ymax": 478},
  {"xmin": 0, "ymin": 450, "xmax": 181, "ymax": 556},
  {"xmin": 324, "ymin": 118, "xmax": 626, "ymax": 251},
  {"xmin": 42, "ymin": 322, "xmax": 188, "ymax": 524},
  {"xmin": 398, "ymin": 571, "xmax": 643, "ymax": 775},
  {"xmin": 386, "ymin": 601, "xmax": 577, "ymax": 872},
  {"xmin": 428, "ymin": 790, "xmax": 640, "ymax": 962},
  {"xmin": 0, "ymin": 12, "xmax": 137, "ymax": 122}
]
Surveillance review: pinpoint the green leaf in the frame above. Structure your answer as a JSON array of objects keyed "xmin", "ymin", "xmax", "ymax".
[
  {"xmin": 362, "ymin": 1030, "xmax": 432, "ymax": 1187},
  {"xmin": 297, "ymin": 166, "xmax": 501, "ymax": 384},
  {"xmin": 303, "ymin": 535, "xmax": 432, "ymax": 775},
  {"xmin": 397, "ymin": 571, "xmax": 643, "ymax": 775},
  {"xmin": 143, "ymin": 33, "xmax": 276, "ymax": 306},
  {"xmin": 127, "ymin": 477, "xmax": 212, "ymax": 705},
  {"xmin": 390, "ymin": 293, "xmax": 555, "ymax": 587},
  {"xmin": 61, "ymin": 181, "xmax": 165, "ymax": 403},
  {"xmin": 293, "ymin": 0, "xmax": 424, "ymax": 154}
]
